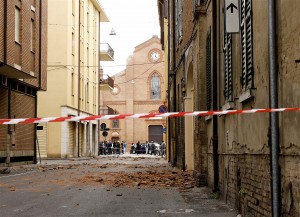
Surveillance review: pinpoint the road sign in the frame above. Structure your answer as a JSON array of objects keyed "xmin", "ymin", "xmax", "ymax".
[
  {"xmin": 159, "ymin": 105, "xmax": 168, "ymax": 113},
  {"xmin": 225, "ymin": 0, "xmax": 240, "ymax": 33}
]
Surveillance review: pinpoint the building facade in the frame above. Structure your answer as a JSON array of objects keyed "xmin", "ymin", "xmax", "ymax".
[
  {"xmin": 37, "ymin": 0, "xmax": 109, "ymax": 158},
  {"xmin": 100, "ymin": 36, "xmax": 166, "ymax": 146},
  {"xmin": 0, "ymin": 0, "xmax": 47, "ymax": 166},
  {"xmin": 163, "ymin": 0, "xmax": 300, "ymax": 216}
]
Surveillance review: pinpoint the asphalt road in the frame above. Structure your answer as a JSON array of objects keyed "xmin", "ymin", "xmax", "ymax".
[{"xmin": 0, "ymin": 155, "xmax": 237, "ymax": 217}]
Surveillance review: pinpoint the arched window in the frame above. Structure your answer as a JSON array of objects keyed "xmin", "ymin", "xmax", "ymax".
[
  {"xmin": 112, "ymin": 119, "xmax": 119, "ymax": 128},
  {"xmin": 150, "ymin": 74, "xmax": 161, "ymax": 99}
]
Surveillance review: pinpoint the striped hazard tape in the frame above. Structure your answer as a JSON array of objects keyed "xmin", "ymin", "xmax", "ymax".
[{"xmin": 0, "ymin": 107, "xmax": 299, "ymax": 125}]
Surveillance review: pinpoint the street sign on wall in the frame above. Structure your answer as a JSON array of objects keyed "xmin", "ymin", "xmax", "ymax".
[
  {"xmin": 159, "ymin": 105, "xmax": 168, "ymax": 113},
  {"xmin": 225, "ymin": 0, "xmax": 240, "ymax": 33}
]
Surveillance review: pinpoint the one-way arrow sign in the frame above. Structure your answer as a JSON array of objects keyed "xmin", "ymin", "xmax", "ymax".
[
  {"xmin": 227, "ymin": 3, "xmax": 238, "ymax": 13},
  {"xmin": 225, "ymin": 0, "xmax": 240, "ymax": 33}
]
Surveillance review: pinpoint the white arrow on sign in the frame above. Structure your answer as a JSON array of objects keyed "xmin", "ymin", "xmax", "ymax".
[{"xmin": 225, "ymin": 0, "xmax": 240, "ymax": 33}]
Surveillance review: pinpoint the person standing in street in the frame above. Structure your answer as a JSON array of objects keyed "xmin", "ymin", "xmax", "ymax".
[
  {"xmin": 161, "ymin": 140, "xmax": 166, "ymax": 158},
  {"xmin": 145, "ymin": 141, "xmax": 149, "ymax": 154},
  {"xmin": 136, "ymin": 141, "xmax": 141, "ymax": 155},
  {"xmin": 122, "ymin": 141, "xmax": 127, "ymax": 154}
]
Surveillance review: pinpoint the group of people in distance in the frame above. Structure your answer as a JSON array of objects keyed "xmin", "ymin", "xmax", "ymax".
[
  {"xmin": 98, "ymin": 140, "xmax": 166, "ymax": 157},
  {"xmin": 98, "ymin": 140, "xmax": 127, "ymax": 155},
  {"xmin": 130, "ymin": 141, "xmax": 166, "ymax": 157}
]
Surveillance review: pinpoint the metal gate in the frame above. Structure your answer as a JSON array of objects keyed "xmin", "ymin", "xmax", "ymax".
[
  {"xmin": 68, "ymin": 122, "xmax": 76, "ymax": 157},
  {"xmin": 148, "ymin": 125, "xmax": 163, "ymax": 143}
]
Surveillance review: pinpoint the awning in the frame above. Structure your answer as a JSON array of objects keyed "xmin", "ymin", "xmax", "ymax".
[{"xmin": 111, "ymin": 131, "xmax": 119, "ymax": 137}]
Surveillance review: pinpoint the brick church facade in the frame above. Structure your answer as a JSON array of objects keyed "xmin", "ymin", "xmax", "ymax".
[{"xmin": 100, "ymin": 36, "xmax": 166, "ymax": 145}]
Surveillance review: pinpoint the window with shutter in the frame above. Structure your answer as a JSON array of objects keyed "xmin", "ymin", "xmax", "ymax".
[
  {"xmin": 175, "ymin": 0, "xmax": 183, "ymax": 45},
  {"xmin": 224, "ymin": 33, "xmax": 233, "ymax": 102},
  {"xmin": 150, "ymin": 74, "xmax": 161, "ymax": 100},
  {"xmin": 206, "ymin": 30, "xmax": 212, "ymax": 111},
  {"xmin": 240, "ymin": 0, "xmax": 253, "ymax": 91}
]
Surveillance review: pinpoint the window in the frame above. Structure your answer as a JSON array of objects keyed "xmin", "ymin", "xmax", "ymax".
[
  {"xmin": 72, "ymin": 32, "xmax": 75, "ymax": 55},
  {"xmin": 30, "ymin": 19, "xmax": 35, "ymax": 52},
  {"xmin": 72, "ymin": 0, "xmax": 75, "ymax": 15},
  {"xmin": 163, "ymin": 0, "xmax": 168, "ymax": 18},
  {"xmin": 31, "ymin": 0, "xmax": 36, "ymax": 10},
  {"xmin": 112, "ymin": 120, "xmax": 119, "ymax": 129},
  {"xmin": 87, "ymin": 47, "xmax": 89, "ymax": 67},
  {"xmin": 71, "ymin": 71, "xmax": 75, "ymax": 96},
  {"xmin": 150, "ymin": 74, "xmax": 161, "ymax": 99},
  {"xmin": 206, "ymin": 29, "xmax": 212, "ymax": 110},
  {"xmin": 175, "ymin": 0, "xmax": 183, "ymax": 44},
  {"xmin": 240, "ymin": 0, "xmax": 253, "ymax": 91},
  {"xmin": 86, "ymin": 82, "xmax": 89, "ymax": 102},
  {"xmin": 93, "ymin": 85, "xmax": 96, "ymax": 113},
  {"xmin": 87, "ymin": 11, "xmax": 89, "ymax": 32},
  {"xmin": 80, "ymin": 1, "xmax": 84, "ymax": 36},
  {"xmin": 15, "ymin": 7, "xmax": 21, "ymax": 43},
  {"xmin": 224, "ymin": 33, "xmax": 232, "ymax": 102}
]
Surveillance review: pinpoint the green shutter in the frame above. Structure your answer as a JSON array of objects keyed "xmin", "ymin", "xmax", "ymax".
[
  {"xmin": 224, "ymin": 33, "xmax": 233, "ymax": 101},
  {"xmin": 241, "ymin": 0, "xmax": 253, "ymax": 90}
]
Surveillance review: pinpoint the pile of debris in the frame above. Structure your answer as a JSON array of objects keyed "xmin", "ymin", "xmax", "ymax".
[{"xmin": 78, "ymin": 169, "xmax": 196, "ymax": 191}]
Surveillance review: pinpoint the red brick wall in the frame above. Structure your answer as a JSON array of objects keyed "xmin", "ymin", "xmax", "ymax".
[
  {"xmin": 0, "ymin": 0, "xmax": 47, "ymax": 158},
  {"xmin": 0, "ymin": 0, "xmax": 47, "ymax": 90},
  {"xmin": 25, "ymin": 0, "xmax": 48, "ymax": 90},
  {"xmin": 0, "ymin": 0, "xmax": 4, "ymax": 62}
]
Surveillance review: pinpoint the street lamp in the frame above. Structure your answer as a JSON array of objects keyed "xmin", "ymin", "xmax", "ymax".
[{"xmin": 109, "ymin": 28, "xmax": 116, "ymax": 36}]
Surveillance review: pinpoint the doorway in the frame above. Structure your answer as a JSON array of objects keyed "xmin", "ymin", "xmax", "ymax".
[{"xmin": 148, "ymin": 125, "xmax": 163, "ymax": 143}]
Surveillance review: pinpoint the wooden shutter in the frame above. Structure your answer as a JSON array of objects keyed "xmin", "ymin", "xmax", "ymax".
[
  {"xmin": 241, "ymin": 0, "xmax": 253, "ymax": 90},
  {"xmin": 206, "ymin": 30, "xmax": 212, "ymax": 110},
  {"xmin": 224, "ymin": 33, "xmax": 233, "ymax": 101}
]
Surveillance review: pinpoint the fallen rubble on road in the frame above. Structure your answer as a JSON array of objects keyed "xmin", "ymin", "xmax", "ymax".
[{"xmin": 76, "ymin": 168, "xmax": 196, "ymax": 191}]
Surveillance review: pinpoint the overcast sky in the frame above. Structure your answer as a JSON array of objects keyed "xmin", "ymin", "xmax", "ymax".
[{"xmin": 100, "ymin": 0, "xmax": 160, "ymax": 76}]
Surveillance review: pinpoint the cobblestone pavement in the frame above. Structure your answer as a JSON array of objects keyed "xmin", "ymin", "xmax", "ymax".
[{"xmin": 0, "ymin": 154, "xmax": 237, "ymax": 217}]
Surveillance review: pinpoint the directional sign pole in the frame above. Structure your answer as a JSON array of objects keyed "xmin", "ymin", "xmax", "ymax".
[{"xmin": 225, "ymin": 0, "xmax": 240, "ymax": 33}]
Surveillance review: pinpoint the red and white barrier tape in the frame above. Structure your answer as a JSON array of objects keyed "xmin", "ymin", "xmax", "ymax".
[{"xmin": 0, "ymin": 107, "xmax": 299, "ymax": 125}]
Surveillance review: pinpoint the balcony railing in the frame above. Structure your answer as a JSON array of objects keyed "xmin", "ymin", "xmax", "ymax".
[
  {"xmin": 193, "ymin": 0, "xmax": 207, "ymax": 17},
  {"xmin": 100, "ymin": 43, "xmax": 114, "ymax": 61}
]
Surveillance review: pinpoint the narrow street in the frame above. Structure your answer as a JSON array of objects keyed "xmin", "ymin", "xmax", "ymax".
[{"xmin": 0, "ymin": 155, "xmax": 236, "ymax": 217}]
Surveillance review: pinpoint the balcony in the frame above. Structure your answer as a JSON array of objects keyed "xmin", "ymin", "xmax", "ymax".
[
  {"xmin": 100, "ymin": 74, "xmax": 114, "ymax": 91},
  {"xmin": 193, "ymin": 0, "xmax": 207, "ymax": 17},
  {"xmin": 100, "ymin": 43, "xmax": 114, "ymax": 61},
  {"xmin": 0, "ymin": 62, "xmax": 35, "ymax": 79}
]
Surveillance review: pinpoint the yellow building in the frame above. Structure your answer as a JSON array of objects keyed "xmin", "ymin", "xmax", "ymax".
[
  {"xmin": 37, "ymin": 0, "xmax": 110, "ymax": 158},
  {"xmin": 101, "ymin": 36, "xmax": 166, "ymax": 146}
]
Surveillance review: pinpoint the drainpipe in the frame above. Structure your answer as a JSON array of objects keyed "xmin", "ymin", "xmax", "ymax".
[
  {"xmin": 34, "ymin": 0, "xmax": 43, "ymax": 164},
  {"xmin": 212, "ymin": 0, "xmax": 219, "ymax": 193},
  {"xmin": 34, "ymin": 94, "xmax": 37, "ymax": 164},
  {"xmin": 172, "ymin": 0, "xmax": 177, "ymax": 165},
  {"xmin": 182, "ymin": 56, "xmax": 185, "ymax": 170},
  {"xmin": 268, "ymin": 0, "xmax": 280, "ymax": 215},
  {"xmin": 77, "ymin": 0, "xmax": 81, "ymax": 157},
  {"xmin": 38, "ymin": 0, "xmax": 42, "ymax": 90},
  {"xmin": 98, "ymin": 12, "xmax": 101, "ymax": 154},
  {"xmin": 167, "ymin": 0, "xmax": 171, "ymax": 162},
  {"xmin": 6, "ymin": 81, "xmax": 11, "ymax": 165}
]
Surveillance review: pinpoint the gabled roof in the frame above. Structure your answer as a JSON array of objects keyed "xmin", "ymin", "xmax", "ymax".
[{"xmin": 134, "ymin": 35, "xmax": 161, "ymax": 53}]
